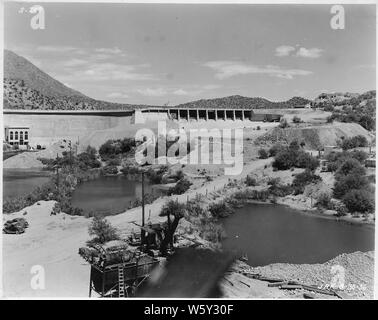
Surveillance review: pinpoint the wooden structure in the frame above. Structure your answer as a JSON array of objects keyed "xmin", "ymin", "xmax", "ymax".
[{"xmin": 80, "ymin": 241, "xmax": 159, "ymax": 297}]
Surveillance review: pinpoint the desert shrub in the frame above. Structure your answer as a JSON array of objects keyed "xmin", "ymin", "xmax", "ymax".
[
  {"xmin": 289, "ymin": 140, "xmax": 301, "ymax": 151},
  {"xmin": 102, "ymin": 165, "xmax": 118, "ymax": 175},
  {"xmin": 77, "ymin": 153, "xmax": 101, "ymax": 169},
  {"xmin": 233, "ymin": 189, "xmax": 270, "ymax": 201},
  {"xmin": 292, "ymin": 116, "xmax": 302, "ymax": 123},
  {"xmin": 99, "ymin": 138, "xmax": 135, "ymax": 159},
  {"xmin": 185, "ymin": 201, "xmax": 206, "ymax": 218},
  {"xmin": 269, "ymin": 183, "xmax": 293, "ymax": 197},
  {"xmin": 120, "ymin": 164, "xmax": 140, "ymax": 175},
  {"xmin": 272, "ymin": 141, "xmax": 318, "ymax": 171},
  {"xmin": 335, "ymin": 158, "xmax": 366, "ymax": 179},
  {"xmin": 267, "ymin": 177, "xmax": 281, "ymax": 187},
  {"xmin": 199, "ymin": 221, "xmax": 226, "ymax": 242},
  {"xmin": 88, "ymin": 216, "xmax": 119, "ymax": 244},
  {"xmin": 258, "ymin": 148, "xmax": 269, "ymax": 159},
  {"xmin": 99, "ymin": 140, "xmax": 119, "ymax": 157},
  {"xmin": 334, "ymin": 202, "xmax": 348, "ymax": 216},
  {"xmin": 333, "ymin": 173, "xmax": 368, "ymax": 199},
  {"xmin": 272, "ymin": 149, "xmax": 296, "ymax": 170},
  {"xmin": 160, "ymin": 200, "xmax": 187, "ymax": 219},
  {"xmin": 316, "ymin": 192, "xmax": 333, "ymax": 210},
  {"xmin": 326, "ymin": 150, "xmax": 368, "ymax": 172},
  {"xmin": 208, "ymin": 201, "xmax": 235, "ymax": 218},
  {"xmin": 52, "ymin": 196, "xmax": 83, "ymax": 216},
  {"xmin": 174, "ymin": 170, "xmax": 185, "ymax": 181},
  {"xmin": 340, "ymin": 135, "xmax": 368, "ymax": 150},
  {"xmin": 342, "ymin": 189, "xmax": 374, "ymax": 213},
  {"xmin": 245, "ymin": 175, "xmax": 258, "ymax": 186},
  {"xmin": 146, "ymin": 166, "xmax": 168, "ymax": 184},
  {"xmin": 168, "ymin": 178, "xmax": 192, "ymax": 195},
  {"xmin": 107, "ymin": 158, "xmax": 121, "ymax": 166},
  {"xmin": 269, "ymin": 144, "xmax": 285, "ymax": 157},
  {"xmin": 292, "ymin": 169, "xmax": 322, "ymax": 194},
  {"xmin": 3, "ymin": 197, "xmax": 28, "ymax": 214},
  {"xmin": 279, "ymin": 118, "xmax": 289, "ymax": 128},
  {"xmin": 348, "ymin": 150, "xmax": 369, "ymax": 163},
  {"xmin": 296, "ymin": 152, "xmax": 320, "ymax": 170}
]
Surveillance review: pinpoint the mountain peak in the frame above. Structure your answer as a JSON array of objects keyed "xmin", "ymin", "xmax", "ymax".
[{"xmin": 4, "ymin": 49, "xmax": 87, "ymax": 99}]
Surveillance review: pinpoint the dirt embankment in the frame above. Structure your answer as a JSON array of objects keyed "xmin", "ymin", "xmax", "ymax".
[
  {"xmin": 3, "ymin": 140, "xmax": 74, "ymax": 169},
  {"xmin": 256, "ymin": 122, "xmax": 373, "ymax": 150}
]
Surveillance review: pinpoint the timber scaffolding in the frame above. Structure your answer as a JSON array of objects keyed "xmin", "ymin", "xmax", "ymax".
[{"xmin": 79, "ymin": 242, "xmax": 159, "ymax": 298}]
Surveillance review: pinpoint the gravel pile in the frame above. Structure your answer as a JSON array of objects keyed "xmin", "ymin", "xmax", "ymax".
[
  {"xmin": 250, "ymin": 251, "xmax": 374, "ymax": 299},
  {"xmin": 4, "ymin": 140, "xmax": 73, "ymax": 169}
]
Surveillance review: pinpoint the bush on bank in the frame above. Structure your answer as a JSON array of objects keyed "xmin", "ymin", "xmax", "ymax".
[
  {"xmin": 208, "ymin": 201, "xmax": 235, "ymax": 218},
  {"xmin": 88, "ymin": 216, "xmax": 120, "ymax": 244},
  {"xmin": 342, "ymin": 189, "xmax": 374, "ymax": 214},
  {"xmin": 168, "ymin": 178, "xmax": 192, "ymax": 195},
  {"xmin": 272, "ymin": 141, "xmax": 319, "ymax": 171}
]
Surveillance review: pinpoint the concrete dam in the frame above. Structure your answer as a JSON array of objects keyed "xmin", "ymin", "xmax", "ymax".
[{"xmin": 3, "ymin": 108, "xmax": 282, "ymax": 150}]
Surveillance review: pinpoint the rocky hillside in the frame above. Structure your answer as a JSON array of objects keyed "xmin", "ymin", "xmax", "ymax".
[
  {"xmin": 255, "ymin": 122, "xmax": 373, "ymax": 150},
  {"xmin": 176, "ymin": 95, "xmax": 311, "ymax": 110},
  {"xmin": 312, "ymin": 90, "xmax": 376, "ymax": 131},
  {"xmin": 312, "ymin": 90, "xmax": 375, "ymax": 108},
  {"xmin": 4, "ymin": 50, "xmax": 86, "ymax": 99},
  {"xmin": 3, "ymin": 50, "xmax": 153, "ymax": 110},
  {"xmin": 3, "ymin": 78, "xmax": 150, "ymax": 110}
]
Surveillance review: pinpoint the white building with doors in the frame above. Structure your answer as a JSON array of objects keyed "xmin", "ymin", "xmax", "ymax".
[{"xmin": 4, "ymin": 126, "xmax": 30, "ymax": 149}]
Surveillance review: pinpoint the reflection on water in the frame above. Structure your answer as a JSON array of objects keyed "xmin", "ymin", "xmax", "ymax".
[
  {"xmin": 140, "ymin": 204, "xmax": 374, "ymax": 297},
  {"xmin": 71, "ymin": 175, "xmax": 158, "ymax": 216},
  {"xmin": 222, "ymin": 203, "xmax": 375, "ymax": 266},
  {"xmin": 138, "ymin": 248, "xmax": 235, "ymax": 298},
  {"xmin": 3, "ymin": 169, "xmax": 51, "ymax": 199}
]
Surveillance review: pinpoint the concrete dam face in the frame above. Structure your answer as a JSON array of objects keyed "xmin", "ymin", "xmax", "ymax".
[
  {"xmin": 3, "ymin": 109, "xmax": 280, "ymax": 152},
  {"xmin": 3, "ymin": 113, "xmax": 134, "ymax": 148}
]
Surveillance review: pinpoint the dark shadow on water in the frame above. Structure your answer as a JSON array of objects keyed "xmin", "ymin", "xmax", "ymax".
[{"xmin": 137, "ymin": 248, "xmax": 236, "ymax": 298}]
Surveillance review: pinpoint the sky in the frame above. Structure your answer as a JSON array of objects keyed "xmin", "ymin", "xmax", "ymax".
[{"xmin": 4, "ymin": 2, "xmax": 376, "ymax": 105}]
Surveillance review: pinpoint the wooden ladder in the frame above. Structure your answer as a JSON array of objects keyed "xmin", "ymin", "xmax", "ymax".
[{"xmin": 118, "ymin": 265, "xmax": 125, "ymax": 298}]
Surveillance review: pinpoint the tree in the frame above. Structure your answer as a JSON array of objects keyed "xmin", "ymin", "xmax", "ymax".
[
  {"xmin": 316, "ymin": 191, "xmax": 333, "ymax": 210},
  {"xmin": 335, "ymin": 158, "xmax": 366, "ymax": 178},
  {"xmin": 88, "ymin": 216, "xmax": 119, "ymax": 244},
  {"xmin": 258, "ymin": 148, "xmax": 269, "ymax": 159},
  {"xmin": 342, "ymin": 189, "xmax": 374, "ymax": 213},
  {"xmin": 208, "ymin": 201, "xmax": 234, "ymax": 218},
  {"xmin": 296, "ymin": 152, "xmax": 320, "ymax": 170},
  {"xmin": 272, "ymin": 148, "xmax": 297, "ymax": 170},
  {"xmin": 159, "ymin": 200, "xmax": 187, "ymax": 255},
  {"xmin": 292, "ymin": 169, "xmax": 322, "ymax": 194},
  {"xmin": 340, "ymin": 135, "xmax": 368, "ymax": 150},
  {"xmin": 333, "ymin": 173, "xmax": 368, "ymax": 199},
  {"xmin": 269, "ymin": 144, "xmax": 285, "ymax": 157},
  {"xmin": 245, "ymin": 175, "xmax": 258, "ymax": 186},
  {"xmin": 168, "ymin": 178, "xmax": 191, "ymax": 195}
]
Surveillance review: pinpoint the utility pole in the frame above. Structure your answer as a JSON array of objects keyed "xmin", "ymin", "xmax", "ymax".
[
  {"xmin": 55, "ymin": 153, "xmax": 60, "ymax": 194},
  {"xmin": 141, "ymin": 171, "xmax": 145, "ymax": 246},
  {"xmin": 69, "ymin": 140, "xmax": 72, "ymax": 171}
]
